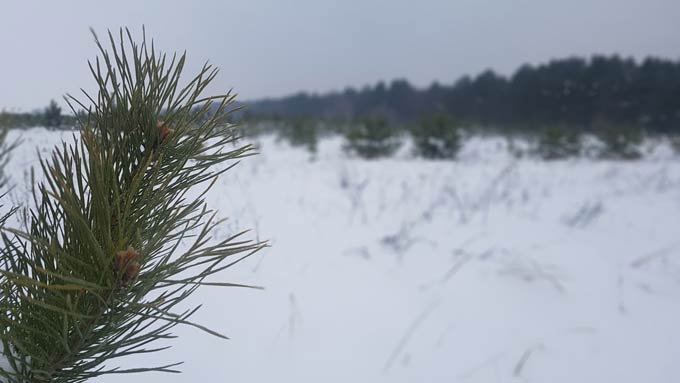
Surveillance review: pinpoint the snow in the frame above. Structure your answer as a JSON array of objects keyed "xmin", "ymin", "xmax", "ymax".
[{"xmin": 3, "ymin": 128, "xmax": 680, "ymax": 382}]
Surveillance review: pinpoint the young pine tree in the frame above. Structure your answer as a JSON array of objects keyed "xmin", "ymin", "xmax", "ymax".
[
  {"xmin": 0, "ymin": 29, "xmax": 264, "ymax": 383},
  {"xmin": 410, "ymin": 114, "xmax": 462, "ymax": 159},
  {"xmin": 593, "ymin": 119, "xmax": 643, "ymax": 160},
  {"xmin": 43, "ymin": 100, "xmax": 63, "ymax": 130},
  {"xmin": 534, "ymin": 124, "xmax": 582, "ymax": 160},
  {"xmin": 343, "ymin": 115, "xmax": 401, "ymax": 159},
  {"xmin": 281, "ymin": 118, "xmax": 318, "ymax": 155},
  {"xmin": 671, "ymin": 135, "xmax": 680, "ymax": 155}
]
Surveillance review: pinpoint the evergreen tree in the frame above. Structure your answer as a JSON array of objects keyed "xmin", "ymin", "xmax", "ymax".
[
  {"xmin": 534, "ymin": 124, "xmax": 582, "ymax": 160},
  {"xmin": 671, "ymin": 135, "xmax": 680, "ymax": 155},
  {"xmin": 343, "ymin": 115, "xmax": 401, "ymax": 159},
  {"xmin": 593, "ymin": 119, "xmax": 643, "ymax": 159},
  {"xmin": 0, "ymin": 29, "xmax": 264, "ymax": 383},
  {"xmin": 43, "ymin": 100, "xmax": 63, "ymax": 129},
  {"xmin": 281, "ymin": 118, "xmax": 318, "ymax": 154},
  {"xmin": 410, "ymin": 114, "xmax": 462, "ymax": 159}
]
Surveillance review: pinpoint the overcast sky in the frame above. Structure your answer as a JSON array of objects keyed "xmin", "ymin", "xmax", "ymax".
[{"xmin": 1, "ymin": 0, "xmax": 679, "ymax": 111}]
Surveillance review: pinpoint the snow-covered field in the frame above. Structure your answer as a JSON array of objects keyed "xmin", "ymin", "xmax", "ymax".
[{"xmin": 4, "ymin": 128, "xmax": 680, "ymax": 382}]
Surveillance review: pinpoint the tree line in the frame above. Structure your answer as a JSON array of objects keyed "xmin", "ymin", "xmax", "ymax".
[
  {"xmin": 0, "ymin": 100, "xmax": 75, "ymax": 130},
  {"xmin": 244, "ymin": 55, "xmax": 680, "ymax": 134}
]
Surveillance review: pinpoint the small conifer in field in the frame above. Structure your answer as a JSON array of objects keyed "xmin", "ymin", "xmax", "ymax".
[
  {"xmin": 344, "ymin": 115, "xmax": 401, "ymax": 159},
  {"xmin": 282, "ymin": 118, "xmax": 318, "ymax": 154},
  {"xmin": 593, "ymin": 119, "xmax": 643, "ymax": 160},
  {"xmin": 43, "ymin": 100, "xmax": 63, "ymax": 130},
  {"xmin": 410, "ymin": 114, "xmax": 462, "ymax": 159},
  {"xmin": 535, "ymin": 124, "xmax": 582, "ymax": 160}
]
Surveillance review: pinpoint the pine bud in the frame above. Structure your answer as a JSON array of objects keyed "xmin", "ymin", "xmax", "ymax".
[
  {"xmin": 157, "ymin": 120, "xmax": 175, "ymax": 142},
  {"xmin": 123, "ymin": 262, "xmax": 141, "ymax": 285},
  {"xmin": 114, "ymin": 246, "xmax": 138, "ymax": 270},
  {"xmin": 114, "ymin": 247, "xmax": 140, "ymax": 286}
]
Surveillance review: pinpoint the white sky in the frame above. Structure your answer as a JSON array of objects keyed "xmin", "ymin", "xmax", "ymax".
[{"xmin": 1, "ymin": 0, "xmax": 679, "ymax": 111}]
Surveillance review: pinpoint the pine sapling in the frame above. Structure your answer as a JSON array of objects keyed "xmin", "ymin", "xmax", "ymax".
[{"xmin": 0, "ymin": 28, "xmax": 265, "ymax": 383}]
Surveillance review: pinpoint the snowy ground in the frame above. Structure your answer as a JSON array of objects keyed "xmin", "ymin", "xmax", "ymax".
[{"xmin": 4, "ymin": 128, "xmax": 680, "ymax": 383}]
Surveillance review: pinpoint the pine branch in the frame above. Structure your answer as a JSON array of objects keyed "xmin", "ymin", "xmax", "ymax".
[{"xmin": 0, "ymin": 28, "xmax": 264, "ymax": 383}]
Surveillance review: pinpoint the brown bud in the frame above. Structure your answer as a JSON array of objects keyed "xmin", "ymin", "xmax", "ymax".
[
  {"xmin": 157, "ymin": 120, "xmax": 174, "ymax": 142},
  {"xmin": 123, "ymin": 261, "xmax": 141, "ymax": 285},
  {"xmin": 114, "ymin": 247, "xmax": 139, "ymax": 272},
  {"xmin": 114, "ymin": 247, "xmax": 142, "ymax": 287}
]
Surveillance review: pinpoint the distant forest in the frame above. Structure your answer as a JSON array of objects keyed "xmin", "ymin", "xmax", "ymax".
[{"xmin": 244, "ymin": 55, "xmax": 680, "ymax": 133}]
